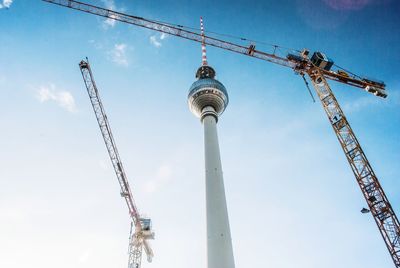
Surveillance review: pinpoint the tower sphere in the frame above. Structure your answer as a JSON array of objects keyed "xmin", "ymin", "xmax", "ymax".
[{"xmin": 188, "ymin": 65, "xmax": 229, "ymax": 118}]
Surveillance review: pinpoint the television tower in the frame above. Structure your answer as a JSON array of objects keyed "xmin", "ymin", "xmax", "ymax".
[{"xmin": 188, "ymin": 17, "xmax": 235, "ymax": 268}]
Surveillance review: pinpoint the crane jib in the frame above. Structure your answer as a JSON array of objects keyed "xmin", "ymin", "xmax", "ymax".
[
  {"xmin": 42, "ymin": 0, "xmax": 385, "ymax": 91},
  {"xmin": 79, "ymin": 59, "xmax": 153, "ymax": 268},
  {"xmin": 81, "ymin": 64, "xmax": 141, "ymax": 223}
]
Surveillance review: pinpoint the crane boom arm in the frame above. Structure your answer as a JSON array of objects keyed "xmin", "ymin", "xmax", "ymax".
[
  {"xmin": 79, "ymin": 59, "xmax": 141, "ymax": 226},
  {"xmin": 42, "ymin": 0, "xmax": 384, "ymax": 91},
  {"xmin": 43, "ymin": 0, "xmax": 293, "ymax": 68}
]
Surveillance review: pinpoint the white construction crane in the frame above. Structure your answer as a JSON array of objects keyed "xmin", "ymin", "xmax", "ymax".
[{"xmin": 79, "ymin": 59, "xmax": 154, "ymax": 268}]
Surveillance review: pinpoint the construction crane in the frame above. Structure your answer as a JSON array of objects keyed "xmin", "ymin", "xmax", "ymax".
[
  {"xmin": 44, "ymin": 0, "xmax": 399, "ymax": 266},
  {"xmin": 79, "ymin": 58, "xmax": 154, "ymax": 268}
]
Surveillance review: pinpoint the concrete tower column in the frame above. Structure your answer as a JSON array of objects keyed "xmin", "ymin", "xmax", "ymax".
[
  {"xmin": 201, "ymin": 106, "xmax": 235, "ymax": 268},
  {"xmin": 188, "ymin": 64, "xmax": 235, "ymax": 268}
]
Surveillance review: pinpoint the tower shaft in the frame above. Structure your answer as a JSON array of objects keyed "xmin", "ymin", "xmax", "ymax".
[{"xmin": 203, "ymin": 108, "xmax": 235, "ymax": 268}]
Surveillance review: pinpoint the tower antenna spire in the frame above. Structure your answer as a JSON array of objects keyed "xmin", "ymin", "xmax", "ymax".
[{"xmin": 200, "ymin": 16, "xmax": 208, "ymax": 66}]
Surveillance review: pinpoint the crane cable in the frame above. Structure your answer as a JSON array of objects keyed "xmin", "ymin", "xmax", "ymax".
[
  {"xmin": 301, "ymin": 74, "xmax": 316, "ymax": 103},
  {"xmin": 145, "ymin": 17, "xmax": 300, "ymax": 55}
]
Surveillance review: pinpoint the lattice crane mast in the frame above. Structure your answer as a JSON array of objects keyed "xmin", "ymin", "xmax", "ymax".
[
  {"xmin": 44, "ymin": 0, "xmax": 399, "ymax": 266},
  {"xmin": 79, "ymin": 59, "xmax": 154, "ymax": 268}
]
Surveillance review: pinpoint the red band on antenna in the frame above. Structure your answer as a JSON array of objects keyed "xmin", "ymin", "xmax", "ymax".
[{"xmin": 200, "ymin": 17, "xmax": 208, "ymax": 66}]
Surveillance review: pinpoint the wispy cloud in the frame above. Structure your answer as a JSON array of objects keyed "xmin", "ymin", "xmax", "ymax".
[
  {"xmin": 88, "ymin": 39, "xmax": 104, "ymax": 50},
  {"xmin": 0, "ymin": 75, "xmax": 5, "ymax": 84},
  {"xmin": 100, "ymin": 0, "xmax": 123, "ymax": 29},
  {"xmin": 390, "ymin": 90, "xmax": 400, "ymax": 106},
  {"xmin": 144, "ymin": 164, "xmax": 173, "ymax": 193},
  {"xmin": 103, "ymin": 14, "xmax": 117, "ymax": 29},
  {"xmin": 36, "ymin": 84, "xmax": 77, "ymax": 113},
  {"xmin": 150, "ymin": 36, "xmax": 162, "ymax": 48},
  {"xmin": 88, "ymin": 39, "xmax": 105, "ymax": 50},
  {"xmin": 342, "ymin": 90, "xmax": 400, "ymax": 113},
  {"xmin": 343, "ymin": 95, "xmax": 379, "ymax": 112},
  {"xmin": 323, "ymin": 0, "xmax": 372, "ymax": 10},
  {"xmin": 296, "ymin": 0, "xmax": 350, "ymax": 30},
  {"xmin": 98, "ymin": 159, "xmax": 109, "ymax": 171},
  {"xmin": 78, "ymin": 248, "xmax": 93, "ymax": 263},
  {"xmin": 108, "ymin": 43, "xmax": 129, "ymax": 66},
  {"xmin": 0, "ymin": 0, "xmax": 13, "ymax": 9},
  {"xmin": 149, "ymin": 33, "xmax": 168, "ymax": 48}
]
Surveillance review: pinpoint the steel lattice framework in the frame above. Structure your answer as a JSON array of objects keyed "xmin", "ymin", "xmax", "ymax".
[
  {"xmin": 79, "ymin": 60, "xmax": 140, "ymax": 224},
  {"xmin": 79, "ymin": 59, "xmax": 152, "ymax": 268},
  {"xmin": 308, "ymin": 68, "xmax": 400, "ymax": 266},
  {"xmin": 42, "ymin": 0, "xmax": 384, "ymax": 91},
  {"xmin": 43, "ymin": 0, "xmax": 400, "ymax": 266}
]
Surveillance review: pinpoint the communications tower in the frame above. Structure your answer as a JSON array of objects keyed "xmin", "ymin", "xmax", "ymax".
[{"xmin": 188, "ymin": 17, "xmax": 235, "ymax": 268}]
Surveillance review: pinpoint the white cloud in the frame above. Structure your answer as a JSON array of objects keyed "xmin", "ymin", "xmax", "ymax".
[
  {"xmin": 88, "ymin": 39, "xmax": 104, "ymax": 50},
  {"xmin": 100, "ymin": 0, "xmax": 121, "ymax": 29},
  {"xmin": 108, "ymin": 43, "xmax": 129, "ymax": 66},
  {"xmin": 149, "ymin": 33, "xmax": 168, "ymax": 48},
  {"xmin": 101, "ymin": 0, "xmax": 115, "ymax": 9},
  {"xmin": 342, "ymin": 89, "xmax": 400, "ymax": 113},
  {"xmin": 388, "ymin": 89, "xmax": 400, "ymax": 106},
  {"xmin": 78, "ymin": 248, "xmax": 93, "ymax": 263},
  {"xmin": 150, "ymin": 36, "xmax": 162, "ymax": 48},
  {"xmin": 323, "ymin": 0, "xmax": 371, "ymax": 10},
  {"xmin": 0, "ymin": 0, "xmax": 13, "ymax": 9},
  {"xmin": 36, "ymin": 84, "xmax": 77, "ymax": 113},
  {"xmin": 343, "ymin": 95, "xmax": 379, "ymax": 112},
  {"xmin": 144, "ymin": 164, "xmax": 173, "ymax": 193},
  {"xmin": 98, "ymin": 159, "xmax": 109, "ymax": 171},
  {"xmin": 103, "ymin": 14, "xmax": 117, "ymax": 29},
  {"xmin": 160, "ymin": 33, "xmax": 167, "ymax": 40}
]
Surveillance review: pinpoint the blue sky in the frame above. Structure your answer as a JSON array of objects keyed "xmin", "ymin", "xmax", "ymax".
[{"xmin": 0, "ymin": 0, "xmax": 399, "ymax": 268}]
